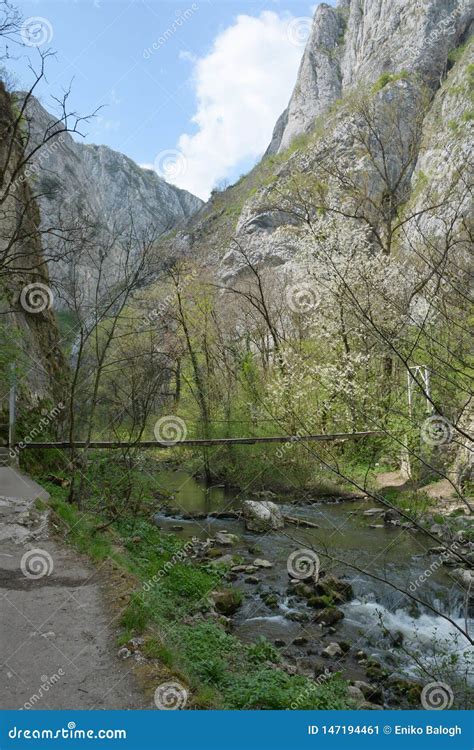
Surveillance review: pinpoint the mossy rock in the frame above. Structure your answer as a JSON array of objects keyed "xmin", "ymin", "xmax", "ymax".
[
  {"xmin": 211, "ymin": 589, "xmax": 242, "ymax": 616},
  {"xmin": 313, "ymin": 607, "xmax": 344, "ymax": 626}
]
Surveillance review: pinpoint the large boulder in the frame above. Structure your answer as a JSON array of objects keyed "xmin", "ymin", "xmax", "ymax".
[
  {"xmin": 214, "ymin": 531, "xmax": 239, "ymax": 547},
  {"xmin": 241, "ymin": 500, "xmax": 284, "ymax": 533},
  {"xmin": 211, "ymin": 590, "xmax": 242, "ymax": 616}
]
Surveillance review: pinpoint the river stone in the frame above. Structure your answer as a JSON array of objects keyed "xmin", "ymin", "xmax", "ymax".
[
  {"xmin": 316, "ymin": 576, "xmax": 353, "ymax": 602},
  {"xmin": 293, "ymin": 582, "xmax": 314, "ymax": 598},
  {"xmin": 354, "ymin": 681, "xmax": 383, "ymax": 704},
  {"xmin": 215, "ymin": 531, "xmax": 239, "ymax": 546},
  {"xmin": 314, "ymin": 607, "xmax": 344, "ymax": 626},
  {"xmin": 245, "ymin": 576, "xmax": 260, "ymax": 584},
  {"xmin": 212, "ymin": 554, "xmax": 234, "ymax": 566},
  {"xmin": 211, "ymin": 590, "xmax": 242, "ymax": 616},
  {"xmin": 242, "ymin": 500, "xmax": 284, "ymax": 533},
  {"xmin": 293, "ymin": 636, "xmax": 308, "ymax": 646},
  {"xmin": 322, "ymin": 642, "xmax": 343, "ymax": 658},
  {"xmin": 384, "ymin": 510, "xmax": 399, "ymax": 524},
  {"xmin": 261, "ymin": 592, "xmax": 278, "ymax": 608},
  {"xmin": 307, "ymin": 595, "xmax": 328, "ymax": 609},
  {"xmin": 347, "ymin": 685, "xmax": 365, "ymax": 703},
  {"xmin": 253, "ymin": 558, "xmax": 273, "ymax": 568}
]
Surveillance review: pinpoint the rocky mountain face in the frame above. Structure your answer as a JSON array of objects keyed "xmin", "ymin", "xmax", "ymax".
[
  {"xmin": 0, "ymin": 82, "xmax": 66, "ymax": 407},
  {"xmin": 269, "ymin": 0, "xmax": 472, "ymax": 154},
  {"xmin": 162, "ymin": 0, "xmax": 472, "ymax": 280},
  {"xmin": 23, "ymin": 95, "xmax": 203, "ymax": 302}
]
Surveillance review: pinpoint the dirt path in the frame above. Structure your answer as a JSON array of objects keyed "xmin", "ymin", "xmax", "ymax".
[
  {"xmin": 375, "ymin": 469, "xmax": 469, "ymax": 515},
  {"xmin": 0, "ymin": 470, "xmax": 146, "ymax": 710}
]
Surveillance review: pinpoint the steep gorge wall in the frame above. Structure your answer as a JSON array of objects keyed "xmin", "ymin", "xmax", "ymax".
[
  {"xmin": 160, "ymin": 0, "xmax": 473, "ymax": 280},
  {"xmin": 270, "ymin": 0, "xmax": 473, "ymax": 153},
  {"xmin": 0, "ymin": 82, "xmax": 67, "ymax": 408}
]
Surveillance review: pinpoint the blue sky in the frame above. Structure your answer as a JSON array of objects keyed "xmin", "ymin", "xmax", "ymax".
[{"xmin": 8, "ymin": 1, "xmax": 324, "ymax": 198}]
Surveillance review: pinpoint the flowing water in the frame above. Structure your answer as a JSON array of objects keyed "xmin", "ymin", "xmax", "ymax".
[{"xmin": 153, "ymin": 469, "xmax": 473, "ymax": 695}]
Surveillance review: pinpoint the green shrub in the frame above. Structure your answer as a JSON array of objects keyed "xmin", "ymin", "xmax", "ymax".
[{"xmin": 372, "ymin": 70, "xmax": 409, "ymax": 93}]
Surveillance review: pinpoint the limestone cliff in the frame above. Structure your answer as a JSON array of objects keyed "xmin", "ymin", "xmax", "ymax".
[
  {"xmin": 269, "ymin": 0, "xmax": 473, "ymax": 154},
  {"xmin": 21, "ymin": 95, "xmax": 203, "ymax": 303},
  {"xmin": 0, "ymin": 82, "xmax": 66, "ymax": 408},
  {"xmin": 161, "ymin": 0, "xmax": 472, "ymax": 280}
]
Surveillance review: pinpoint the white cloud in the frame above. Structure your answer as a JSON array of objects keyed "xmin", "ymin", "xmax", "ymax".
[{"xmin": 160, "ymin": 11, "xmax": 304, "ymax": 200}]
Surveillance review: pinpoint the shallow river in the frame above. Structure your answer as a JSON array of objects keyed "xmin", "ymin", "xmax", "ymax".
[{"xmin": 153, "ymin": 469, "xmax": 472, "ymax": 693}]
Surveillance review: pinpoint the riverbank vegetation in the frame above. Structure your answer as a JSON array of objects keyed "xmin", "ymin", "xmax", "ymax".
[{"xmin": 44, "ymin": 480, "xmax": 351, "ymax": 710}]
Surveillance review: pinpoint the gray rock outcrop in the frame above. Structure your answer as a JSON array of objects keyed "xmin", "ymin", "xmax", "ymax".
[
  {"xmin": 20, "ymin": 95, "xmax": 203, "ymax": 303},
  {"xmin": 241, "ymin": 500, "xmax": 285, "ymax": 532},
  {"xmin": 269, "ymin": 0, "xmax": 473, "ymax": 154}
]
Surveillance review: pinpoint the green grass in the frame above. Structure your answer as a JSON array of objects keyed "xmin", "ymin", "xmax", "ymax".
[
  {"xmin": 142, "ymin": 637, "xmax": 175, "ymax": 667},
  {"xmin": 379, "ymin": 486, "xmax": 433, "ymax": 520}
]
